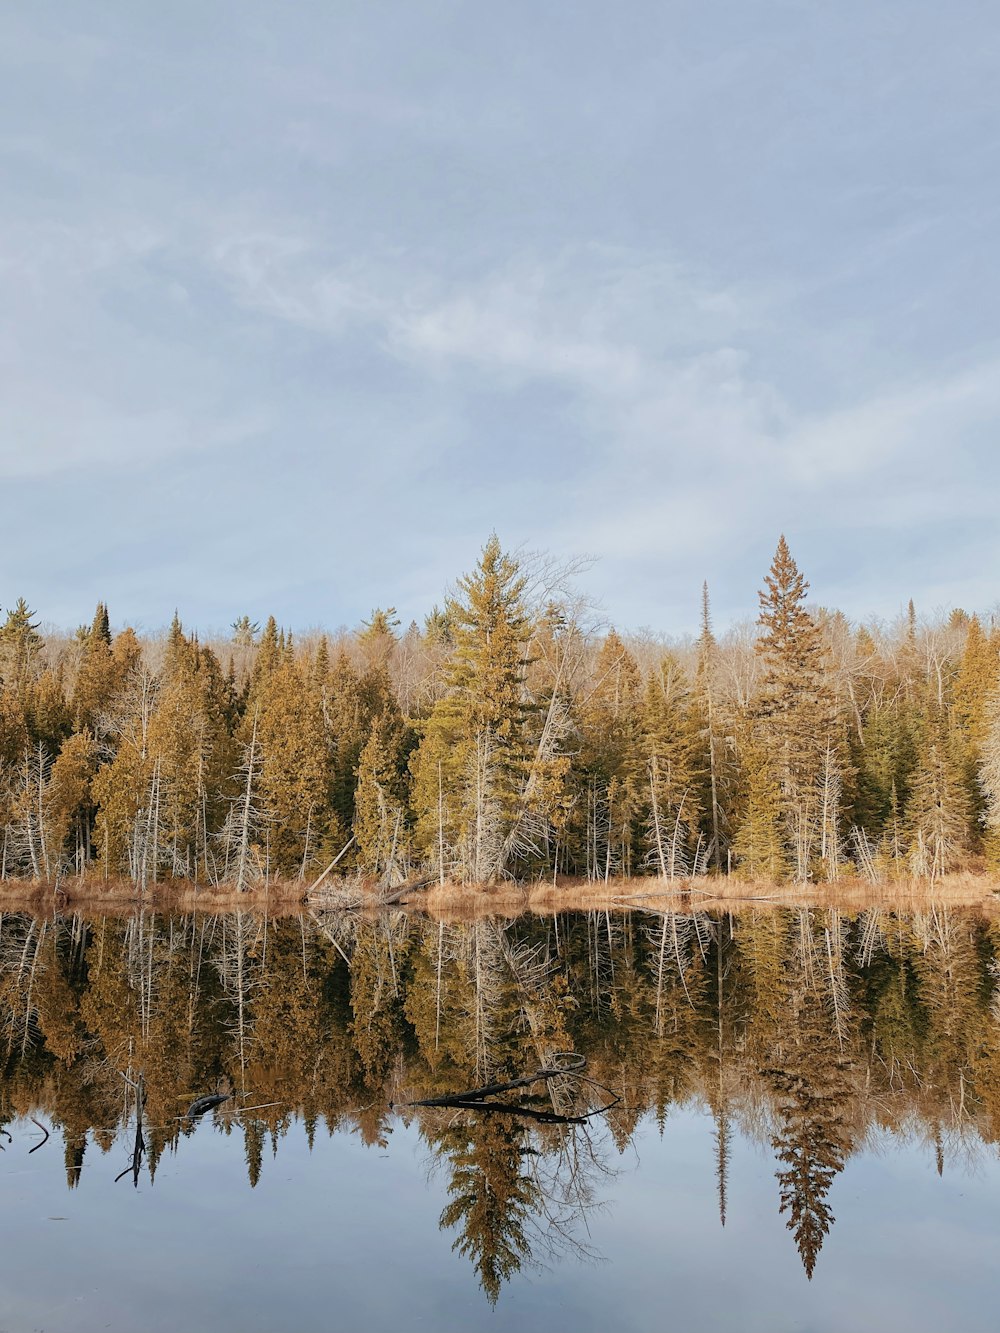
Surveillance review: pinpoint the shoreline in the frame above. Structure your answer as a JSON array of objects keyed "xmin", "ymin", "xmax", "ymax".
[{"xmin": 1, "ymin": 871, "xmax": 999, "ymax": 917}]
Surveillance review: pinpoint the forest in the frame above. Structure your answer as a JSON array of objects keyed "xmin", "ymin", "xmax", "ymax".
[
  {"xmin": 1, "ymin": 903, "xmax": 997, "ymax": 1291},
  {"xmin": 0, "ymin": 534, "xmax": 997, "ymax": 892}
]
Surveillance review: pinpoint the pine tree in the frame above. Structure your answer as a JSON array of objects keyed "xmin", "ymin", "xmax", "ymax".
[
  {"xmin": 249, "ymin": 616, "xmax": 281, "ymax": 698},
  {"xmin": 71, "ymin": 604, "xmax": 119, "ymax": 730},
  {"xmin": 954, "ymin": 616, "xmax": 999, "ymax": 748},
  {"xmin": 0, "ymin": 598, "xmax": 42, "ymax": 690},
  {"xmin": 354, "ymin": 709, "xmax": 411, "ymax": 883},
  {"xmin": 850, "ymin": 691, "xmax": 919, "ymax": 837},
  {"xmin": 358, "ymin": 607, "xmax": 400, "ymax": 672},
  {"xmin": 766, "ymin": 993, "xmax": 851, "ymax": 1278},
  {"xmin": 146, "ymin": 627, "xmax": 220, "ymax": 880},
  {"xmin": 979, "ymin": 688, "xmax": 1000, "ymax": 863},
  {"xmin": 409, "ymin": 537, "xmax": 534, "ymax": 882},
  {"xmin": 89, "ymin": 640, "xmax": 162, "ymax": 883},
  {"xmin": 952, "ymin": 615, "xmax": 999, "ymax": 835},
  {"xmin": 641, "ymin": 656, "xmax": 702, "ymax": 877},
  {"xmin": 693, "ymin": 583, "xmax": 727, "ymax": 871},
  {"xmin": 25, "ymin": 667, "xmax": 72, "ymax": 753},
  {"xmin": 753, "ymin": 537, "xmax": 841, "ymax": 880},
  {"xmin": 44, "ymin": 731, "xmax": 99, "ymax": 873},
  {"xmin": 253, "ymin": 654, "xmax": 337, "ymax": 878},
  {"xmin": 576, "ymin": 630, "xmax": 644, "ymax": 879},
  {"xmin": 731, "ymin": 738, "xmax": 787, "ymax": 879},
  {"xmin": 230, "ymin": 616, "xmax": 259, "ymax": 648},
  {"xmin": 907, "ymin": 719, "xmax": 972, "ymax": 878}
]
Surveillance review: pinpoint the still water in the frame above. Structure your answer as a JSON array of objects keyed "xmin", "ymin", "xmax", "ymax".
[{"xmin": 1, "ymin": 906, "xmax": 999, "ymax": 1332}]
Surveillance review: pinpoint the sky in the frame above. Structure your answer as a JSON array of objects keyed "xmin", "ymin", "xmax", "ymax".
[{"xmin": 1, "ymin": 1, "xmax": 997, "ymax": 638}]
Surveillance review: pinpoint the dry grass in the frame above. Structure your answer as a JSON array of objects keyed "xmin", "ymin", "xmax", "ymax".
[
  {"xmin": 397, "ymin": 871, "xmax": 1000, "ymax": 920},
  {"xmin": 0, "ymin": 875, "xmax": 308, "ymax": 917},
  {"xmin": 3, "ymin": 870, "xmax": 999, "ymax": 920}
]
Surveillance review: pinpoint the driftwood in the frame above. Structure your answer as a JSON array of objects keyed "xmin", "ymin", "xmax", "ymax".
[
  {"xmin": 411, "ymin": 1097, "xmax": 589, "ymax": 1125},
  {"xmin": 28, "ymin": 1117, "xmax": 50, "ymax": 1154},
  {"xmin": 309, "ymin": 871, "xmax": 436, "ymax": 911},
  {"xmin": 381, "ymin": 874, "xmax": 435, "ymax": 905},
  {"xmin": 394, "ymin": 1053, "xmax": 620, "ymax": 1124},
  {"xmin": 305, "ymin": 837, "xmax": 357, "ymax": 895},
  {"xmin": 185, "ymin": 1093, "xmax": 230, "ymax": 1122},
  {"xmin": 115, "ymin": 1073, "xmax": 147, "ymax": 1187}
]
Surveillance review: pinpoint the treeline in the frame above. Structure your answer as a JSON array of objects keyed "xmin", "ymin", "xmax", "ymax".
[
  {"xmin": 0, "ymin": 533, "xmax": 998, "ymax": 887},
  {"xmin": 3, "ymin": 906, "xmax": 999, "ymax": 1287}
]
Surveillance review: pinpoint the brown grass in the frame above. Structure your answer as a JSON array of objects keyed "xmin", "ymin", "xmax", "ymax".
[
  {"xmin": 396, "ymin": 871, "xmax": 1000, "ymax": 920},
  {"xmin": 3, "ymin": 870, "xmax": 999, "ymax": 920},
  {"xmin": 0, "ymin": 875, "xmax": 308, "ymax": 918}
]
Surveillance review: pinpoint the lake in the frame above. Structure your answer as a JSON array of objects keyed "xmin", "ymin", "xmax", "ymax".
[{"xmin": 1, "ymin": 905, "xmax": 999, "ymax": 1332}]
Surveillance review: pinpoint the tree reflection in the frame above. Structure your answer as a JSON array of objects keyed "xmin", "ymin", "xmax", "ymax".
[
  {"xmin": 2, "ymin": 904, "xmax": 1000, "ymax": 1290},
  {"xmin": 437, "ymin": 1115, "xmax": 537, "ymax": 1305}
]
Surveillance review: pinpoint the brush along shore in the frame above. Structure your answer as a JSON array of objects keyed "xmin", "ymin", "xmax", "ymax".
[{"xmin": 2, "ymin": 869, "xmax": 1000, "ymax": 917}]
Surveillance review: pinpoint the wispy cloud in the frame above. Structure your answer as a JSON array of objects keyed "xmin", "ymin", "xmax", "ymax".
[{"xmin": 0, "ymin": 1, "xmax": 998, "ymax": 631}]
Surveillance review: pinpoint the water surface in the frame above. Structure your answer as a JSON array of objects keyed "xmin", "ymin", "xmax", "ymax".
[{"xmin": 1, "ymin": 906, "xmax": 999, "ymax": 1331}]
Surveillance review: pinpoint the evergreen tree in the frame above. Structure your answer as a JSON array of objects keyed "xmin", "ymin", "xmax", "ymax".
[
  {"xmin": 354, "ymin": 709, "xmax": 412, "ymax": 882},
  {"xmin": 230, "ymin": 616, "xmax": 260, "ymax": 648},
  {"xmin": 907, "ymin": 718, "xmax": 972, "ymax": 878},
  {"xmin": 979, "ymin": 687, "xmax": 1000, "ymax": 863},
  {"xmin": 692, "ymin": 583, "xmax": 728, "ymax": 872},
  {"xmin": 576, "ymin": 630, "xmax": 644, "ymax": 879},
  {"xmin": 953, "ymin": 615, "xmax": 998, "ymax": 749},
  {"xmin": 437, "ymin": 1116, "xmax": 538, "ymax": 1306},
  {"xmin": 253, "ymin": 654, "xmax": 338, "ymax": 877},
  {"xmin": 410, "ymin": 537, "xmax": 534, "ymax": 882},
  {"xmin": 44, "ymin": 731, "xmax": 99, "ymax": 872},
  {"xmin": 641, "ymin": 656, "xmax": 702, "ymax": 876},
  {"xmin": 731, "ymin": 738, "xmax": 787, "ymax": 879},
  {"xmin": 752, "ymin": 537, "xmax": 842, "ymax": 880},
  {"xmin": 359, "ymin": 607, "xmax": 400, "ymax": 671},
  {"xmin": 71, "ymin": 604, "xmax": 120, "ymax": 730},
  {"xmin": 0, "ymin": 598, "xmax": 42, "ymax": 689},
  {"xmin": 766, "ymin": 997, "xmax": 851, "ymax": 1278}
]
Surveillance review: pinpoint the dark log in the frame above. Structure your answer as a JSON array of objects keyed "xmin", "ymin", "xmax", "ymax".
[
  {"xmin": 28, "ymin": 1117, "xmax": 50, "ymax": 1154},
  {"xmin": 414, "ymin": 1097, "xmax": 588, "ymax": 1125},
  {"xmin": 394, "ymin": 1052, "xmax": 619, "ymax": 1123},
  {"xmin": 185, "ymin": 1093, "xmax": 230, "ymax": 1121}
]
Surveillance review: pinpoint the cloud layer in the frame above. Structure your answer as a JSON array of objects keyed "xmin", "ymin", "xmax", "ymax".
[{"xmin": 1, "ymin": 2, "xmax": 997, "ymax": 635}]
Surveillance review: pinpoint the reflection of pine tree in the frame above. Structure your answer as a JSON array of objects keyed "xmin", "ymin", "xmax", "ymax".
[
  {"xmin": 348, "ymin": 915, "xmax": 412, "ymax": 1083},
  {"xmin": 706, "ymin": 912, "xmax": 737, "ymax": 1228},
  {"xmin": 909, "ymin": 908, "xmax": 984, "ymax": 1123},
  {"xmin": 437, "ymin": 1116, "xmax": 538, "ymax": 1306},
  {"xmin": 64, "ymin": 1135, "xmax": 86, "ymax": 1188},
  {"xmin": 244, "ymin": 1118, "xmax": 264, "ymax": 1188},
  {"xmin": 214, "ymin": 911, "xmax": 265, "ymax": 1085},
  {"xmin": 14, "ymin": 899, "xmax": 1000, "ymax": 1239},
  {"xmin": 765, "ymin": 981, "xmax": 851, "ymax": 1278}
]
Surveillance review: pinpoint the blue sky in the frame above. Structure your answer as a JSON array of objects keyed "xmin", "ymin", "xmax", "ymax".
[{"xmin": 2, "ymin": 2, "xmax": 997, "ymax": 636}]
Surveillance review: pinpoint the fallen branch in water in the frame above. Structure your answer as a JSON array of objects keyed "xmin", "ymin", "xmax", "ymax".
[
  {"xmin": 184, "ymin": 1093, "xmax": 230, "ymax": 1122},
  {"xmin": 28, "ymin": 1118, "xmax": 50, "ymax": 1154},
  {"xmin": 115, "ymin": 1074, "xmax": 147, "ymax": 1187},
  {"xmin": 393, "ymin": 1053, "xmax": 619, "ymax": 1124}
]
